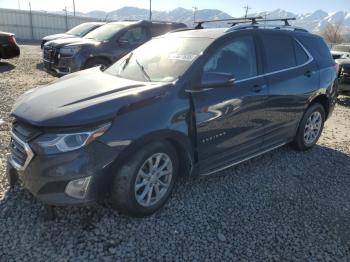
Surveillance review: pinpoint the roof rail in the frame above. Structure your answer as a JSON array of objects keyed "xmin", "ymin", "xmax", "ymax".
[
  {"xmin": 225, "ymin": 17, "xmax": 309, "ymax": 33},
  {"xmin": 194, "ymin": 16, "xmax": 263, "ymax": 29}
]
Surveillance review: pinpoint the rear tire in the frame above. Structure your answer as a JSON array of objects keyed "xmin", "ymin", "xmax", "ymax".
[
  {"xmin": 292, "ymin": 103, "xmax": 325, "ymax": 151},
  {"xmin": 84, "ymin": 58, "xmax": 110, "ymax": 71},
  {"xmin": 111, "ymin": 141, "xmax": 179, "ymax": 217}
]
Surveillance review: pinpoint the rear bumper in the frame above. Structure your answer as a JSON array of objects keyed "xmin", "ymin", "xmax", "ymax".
[
  {"xmin": 6, "ymin": 141, "xmax": 124, "ymax": 206},
  {"xmin": 0, "ymin": 44, "xmax": 20, "ymax": 59}
]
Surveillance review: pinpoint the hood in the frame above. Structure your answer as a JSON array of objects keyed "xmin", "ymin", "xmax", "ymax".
[
  {"xmin": 43, "ymin": 33, "xmax": 76, "ymax": 42},
  {"xmin": 336, "ymin": 58, "xmax": 350, "ymax": 65},
  {"xmin": 11, "ymin": 68, "xmax": 170, "ymax": 127},
  {"xmin": 45, "ymin": 37, "xmax": 99, "ymax": 48}
]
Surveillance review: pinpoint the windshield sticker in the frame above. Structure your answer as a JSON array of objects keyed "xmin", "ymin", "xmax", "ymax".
[{"xmin": 168, "ymin": 54, "xmax": 197, "ymax": 61}]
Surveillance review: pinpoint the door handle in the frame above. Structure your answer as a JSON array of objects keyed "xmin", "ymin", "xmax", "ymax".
[
  {"xmin": 304, "ymin": 70, "xmax": 314, "ymax": 78},
  {"xmin": 251, "ymin": 84, "xmax": 266, "ymax": 93}
]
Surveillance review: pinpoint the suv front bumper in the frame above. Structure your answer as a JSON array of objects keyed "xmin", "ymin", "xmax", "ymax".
[{"xmin": 6, "ymin": 141, "xmax": 123, "ymax": 206}]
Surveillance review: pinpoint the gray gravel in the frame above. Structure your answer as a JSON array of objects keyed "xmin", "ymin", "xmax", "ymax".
[{"xmin": 1, "ymin": 45, "xmax": 350, "ymax": 261}]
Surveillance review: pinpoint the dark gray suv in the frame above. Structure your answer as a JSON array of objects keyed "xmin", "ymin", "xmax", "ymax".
[
  {"xmin": 43, "ymin": 20, "xmax": 187, "ymax": 76},
  {"xmin": 8, "ymin": 19, "xmax": 338, "ymax": 217}
]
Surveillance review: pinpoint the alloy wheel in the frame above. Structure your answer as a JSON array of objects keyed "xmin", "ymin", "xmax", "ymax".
[
  {"xmin": 304, "ymin": 111, "xmax": 322, "ymax": 145},
  {"xmin": 134, "ymin": 153, "xmax": 173, "ymax": 207}
]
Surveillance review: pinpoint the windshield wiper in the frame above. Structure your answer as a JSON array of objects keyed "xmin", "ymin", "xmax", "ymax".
[
  {"xmin": 135, "ymin": 59, "xmax": 151, "ymax": 82},
  {"xmin": 122, "ymin": 52, "xmax": 134, "ymax": 71}
]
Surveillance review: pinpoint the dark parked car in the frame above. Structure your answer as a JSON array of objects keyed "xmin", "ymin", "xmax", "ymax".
[
  {"xmin": 0, "ymin": 32, "xmax": 20, "ymax": 61},
  {"xmin": 8, "ymin": 20, "xmax": 337, "ymax": 217},
  {"xmin": 42, "ymin": 20, "xmax": 187, "ymax": 76},
  {"xmin": 41, "ymin": 22, "xmax": 105, "ymax": 49},
  {"xmin": 331, "ymin": 44, "xmax": 350, "ymax": 94}
]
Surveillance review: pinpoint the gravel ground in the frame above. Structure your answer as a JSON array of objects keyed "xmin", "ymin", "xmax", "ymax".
[{"xmin": 0, "ymin": 45, "xmax": 350, "ymax": 261}]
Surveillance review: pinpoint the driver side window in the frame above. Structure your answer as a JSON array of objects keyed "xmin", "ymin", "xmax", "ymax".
[
  {"xmin": 119, "ymin": 27, "xmax": 147, "ymax": 45},
  {"xmin": 203, "ymin": 36, "xmax": 257, "ymax": 81}
]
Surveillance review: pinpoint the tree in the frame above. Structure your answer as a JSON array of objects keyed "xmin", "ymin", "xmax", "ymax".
[{"xmin": 321, "ymin": 19, "xmax": 345, "ymax": 44}]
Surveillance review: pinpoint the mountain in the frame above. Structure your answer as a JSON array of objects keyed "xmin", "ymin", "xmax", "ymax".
[
  {"xmin": 81, "ymin": 7, "xmax": 350, "ymax": 34},
  {"xmin": 250, "ymin": 9, "xmax": 350, "ymax": 33}
]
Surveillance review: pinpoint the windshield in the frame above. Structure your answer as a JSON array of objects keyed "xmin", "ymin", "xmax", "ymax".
[
  {"xmin": 332, "ymin": 45, "xmax": 350, "ymax": 53},
  {"xmin": 84, "ymin": 24, "xmax": 125, "ymax": 41},
  {"xmin": 105, "ymin": 37, "xmax": 213, "ymax": 82},
  {"xmin": 66, "ymin": 23, "xmax": 99, "ymax": 37}
]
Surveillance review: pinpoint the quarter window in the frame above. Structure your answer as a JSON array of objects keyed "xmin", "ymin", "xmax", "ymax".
[
  {"xmin": 203, "ymin": 36, "xmax": 258, "ymax": 80},
  {"xmin": 294, "ymin": 41, "xmax": 309, "ymax": 65},
  {"xmin": 261, "ymin": 34, "xmax": 296, "ymax": 72}
]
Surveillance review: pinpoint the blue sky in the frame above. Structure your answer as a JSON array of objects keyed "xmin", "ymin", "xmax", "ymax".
[{"xmin": 0, "ymin": 0, "xmax": 349, "ymax": 16}]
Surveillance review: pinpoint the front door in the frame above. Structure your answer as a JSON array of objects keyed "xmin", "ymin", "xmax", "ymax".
[{"xmin": 190, "ymin": 33, "xmax": 269, "ymax": 174}]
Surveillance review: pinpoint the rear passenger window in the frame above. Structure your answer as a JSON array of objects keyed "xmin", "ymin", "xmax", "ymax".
[
  {"xmin": 294, "ymin": 41, "xmax": 309, "ymax": 65},
  {"xmin": 203, "ymin": 35, "xmax": 257, "ymax": 80},
  {"xmin": 261, "ymin": 34, "xmax": 296, "ymax": 72}
]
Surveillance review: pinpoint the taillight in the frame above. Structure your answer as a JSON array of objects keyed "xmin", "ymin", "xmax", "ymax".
[{"xmin": 8, "ymin": 35, "xmax": 16, "ymax": 45}]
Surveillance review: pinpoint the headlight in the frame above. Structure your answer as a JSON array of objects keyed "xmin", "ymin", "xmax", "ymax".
[
  {"xmin": 60, "ymin": 46, "xmax": 81, "ymax": 56},
  {"xmin": 35, "ymin": 123, "xmax": 111, "ymax": 154}
]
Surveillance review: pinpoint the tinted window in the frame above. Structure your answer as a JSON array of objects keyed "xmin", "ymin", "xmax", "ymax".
[
  {"xmin": 261, "ymin": 34, "xmax": 296, "ymax": 72},
  {"xmin": 294, "ymin": 41, "xmax": 309, "ymax": 65},
  {"xmin": 119, "ymin": 27, "xmax": 147, "ymax": 45},
  {"xmin": 298, "ymin": 35, "xmax": 333, "ymax": 68},
  {"xmin": 203, "ymin": 36, "xmax": 257, "ymax": 80}
]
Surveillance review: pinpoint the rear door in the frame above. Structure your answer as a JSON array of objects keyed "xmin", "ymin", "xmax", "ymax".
[
  {"xmin": 258, "ymin": 31, "xmax": 320, "ymax": 148},
  {"xmin": 191, "ymin": 32, "xmax": 269, "ymax": 174}
]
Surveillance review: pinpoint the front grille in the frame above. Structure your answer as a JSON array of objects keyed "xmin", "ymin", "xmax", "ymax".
[
  {"xmin": 10, "ymin": 137, "xmax": 27, "ymax": 167},
  {"xmin": 9, "ymin": 121, "xmax": 40, "ymax": 170},
  {"xmin": 43, "ymin": 46, "xmax": 59, "ymax": 63}
]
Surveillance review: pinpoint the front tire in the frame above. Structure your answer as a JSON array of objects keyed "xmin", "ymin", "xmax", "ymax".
[
  {"xmin": 292, "ymin": 103, "xmax": 325, "ymax": 151},
  {"xmin": 111, "ymin": 141, "xmax": 179, "ymax": 217}
]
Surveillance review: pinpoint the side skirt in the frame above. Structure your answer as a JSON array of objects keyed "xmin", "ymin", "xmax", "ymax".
[{"xmin": 199, "ymin": 142, "xmax": 288, "ymax": 176}]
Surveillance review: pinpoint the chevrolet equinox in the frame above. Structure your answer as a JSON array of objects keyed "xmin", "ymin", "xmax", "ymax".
[{"xmin": 7, "ymin": 20, "xmax": 338, "ymax": 217}]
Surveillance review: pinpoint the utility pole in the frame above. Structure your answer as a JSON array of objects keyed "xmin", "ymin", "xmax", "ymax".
[
  {"xmin": 63, "ymin": 6, "xmax": 68, "ymax": 31},
  {"xmin": 29, "ymin": 2, "xmax": 34, "ymax": 39},
  {"xmin": 243, "ymin": 5, "xmax": 251, "ymax": 20},
  {"xmin": 192, "ymin": 6, "xmax": 198, "ymax": 25},
  {"xmin": 73, "ymin": 0, "xmax": 76, "ymax": 16},
  {"xmin": 149, "ymin": 0, "xmax": 152, "ymax": 21},
  {"xmin": 17, "ymin": 0, "xmax": 21, "ymax": 9},
  {"xmin": 263, "ymin": 12, "xmax": 269, "ymax": 23}
]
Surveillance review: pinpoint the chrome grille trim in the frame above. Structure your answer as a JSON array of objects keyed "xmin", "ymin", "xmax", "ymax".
[{"xmin": 9, "ymin": 131, "xmax": 34, "ymax": 171}]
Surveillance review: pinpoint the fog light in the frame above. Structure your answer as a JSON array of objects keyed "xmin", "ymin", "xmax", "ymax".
[{"xmin": 65, "ymin": 176, "xmax": 92, "ymax": 199}]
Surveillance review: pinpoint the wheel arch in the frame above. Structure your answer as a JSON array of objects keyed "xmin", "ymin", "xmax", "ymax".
[
  {"xmin": 83, "ymin": 56, "xmax": 112, "ymax": 69},
  {"xmin": 308, "ymin": 94, "xmax": 330, "ymax": 119},
  {"xmin": 111, "ymin": 130, "xmax": 195, "ymax": 178}
]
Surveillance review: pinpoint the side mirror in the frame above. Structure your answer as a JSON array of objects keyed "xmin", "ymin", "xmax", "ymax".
[{"xmin": 198, "ymin": 72, "xmax": 235, "ymax": 89}]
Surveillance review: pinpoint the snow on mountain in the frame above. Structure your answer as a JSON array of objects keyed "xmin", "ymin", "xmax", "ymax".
[{"xmin": 85, "ymin": 7, "xmax": 350, "ymax": 33}]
